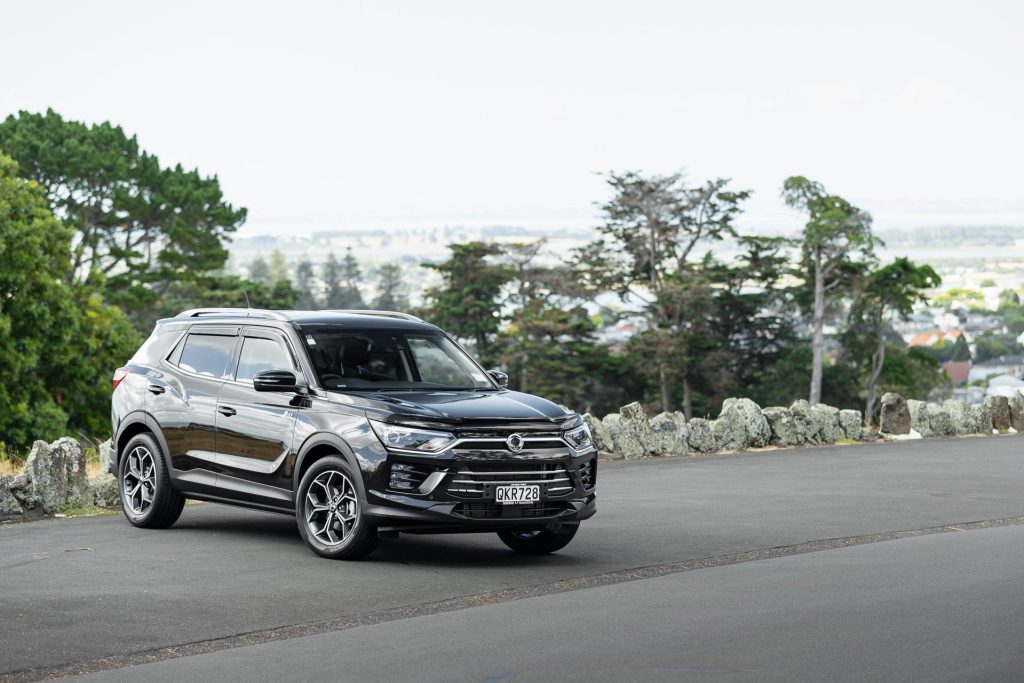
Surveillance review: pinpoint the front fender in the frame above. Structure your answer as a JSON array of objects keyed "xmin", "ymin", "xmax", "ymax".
[{"xmin": 293, "ymin": 424, "xmax": 388, "ymax": 505}]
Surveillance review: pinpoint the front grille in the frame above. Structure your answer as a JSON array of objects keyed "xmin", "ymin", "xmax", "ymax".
[
  {"xmin": 452, "ymin": 501, "xmax": 570, "ymax": 519},
  {"xmin": 579, "ymin": 458, "xmax": 597, "ymax": 490},
  {"xmin": 446, "ymin": 462, "xmax": 574, "ymax": 499},
  {"xmin": 387, "ymin": 463, "xmax": 433, "ymax": 493},
  {"xmin": 453, "ymin": 434, "xmax": 566, "ymax": 452}
]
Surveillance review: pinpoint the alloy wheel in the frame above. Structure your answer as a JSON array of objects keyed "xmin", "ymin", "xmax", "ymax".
[
  {"xmin": 122, "ymin": 446, "xmax": 156, "ymax": 515},
  {"xmin": 304, "ymin": 470, "xmax": 360, "ymax": 546}
]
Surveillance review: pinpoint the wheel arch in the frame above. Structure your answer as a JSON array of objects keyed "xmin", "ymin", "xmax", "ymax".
[
  {"xmin": 293, "ymin": 433, "xmax": 367, "ymax": 501},
  {"xmin": 115, "ymin": 411, "xmax": 171, "ymax": 470}
]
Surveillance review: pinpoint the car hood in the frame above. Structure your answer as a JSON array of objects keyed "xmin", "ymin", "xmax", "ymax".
[{"xmin": 347, "ymin": 389, "xmax": 574, "ymax": 427}]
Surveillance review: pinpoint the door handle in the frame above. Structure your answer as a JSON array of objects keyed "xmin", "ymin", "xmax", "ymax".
[
  {"xmin": 218, "ymin": 406, "xmax": 237, "ymax": 417},
  {"xmin": 147, "ymin": 384, "xmax": 165, "ymax": 395}
]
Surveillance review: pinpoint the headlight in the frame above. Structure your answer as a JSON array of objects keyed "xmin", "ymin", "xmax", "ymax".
[
  {"xmin": 369, "ymin": 420, "xmax": 456, "ymax": 454},
  {"xmin": 563, "ymin": 422, "xmax": 593, "ymax": 451}
]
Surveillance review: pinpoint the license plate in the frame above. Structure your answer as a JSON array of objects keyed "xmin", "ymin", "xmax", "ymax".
[{"xmin": 495, "ymin": 484, "xmax": 540, "ymax": 505}]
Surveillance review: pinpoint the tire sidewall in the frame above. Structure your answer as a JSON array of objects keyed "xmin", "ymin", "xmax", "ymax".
[
  {"xmin": 295, "ymin": 456, "xmax": 369, "ymax": 558},
  {"xmin": 118, "ymin": 433, "xmax": 166, "ymax": 526}
]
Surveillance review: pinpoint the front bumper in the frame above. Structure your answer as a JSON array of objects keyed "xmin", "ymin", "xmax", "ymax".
[{"xmin": 362, "ymin": 447, "xmax": 598, "ymax": 533}]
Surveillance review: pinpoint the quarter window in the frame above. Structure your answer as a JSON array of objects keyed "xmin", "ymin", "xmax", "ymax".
[
  {"xmin": 177, "ymin": 334, "xmax": 237, "ymax": 378},
  {"xmin": 236, "ymin": 337, "xmax": 293, "ymax": 382}
]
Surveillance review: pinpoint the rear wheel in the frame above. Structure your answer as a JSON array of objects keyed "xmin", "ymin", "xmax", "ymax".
[
  {"xmin": 119, "ymin": 433, "xmax": 184, "ymax": 528},
  {"xmin": 497, "ymin": 524, "xmax": 579, "ymax": 554},
  {"xmin": 295, "ymin": 456, "xmax": 379, "ymax": 560}
]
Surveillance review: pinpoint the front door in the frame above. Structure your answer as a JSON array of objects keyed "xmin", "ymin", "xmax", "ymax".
[{"xmin": 214, "ymin": 327, "xmax": 302, "ymax": 509}]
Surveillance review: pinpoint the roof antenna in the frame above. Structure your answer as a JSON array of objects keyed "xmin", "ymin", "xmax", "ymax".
[{"xmin": 242, "ymin": 287, "xmax": 252, "ymax": 314}]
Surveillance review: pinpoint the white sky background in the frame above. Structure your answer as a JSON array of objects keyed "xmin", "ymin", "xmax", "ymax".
[{"xmin": 2, "ymin": 0, "xmax": 1022, "ymax": 237}]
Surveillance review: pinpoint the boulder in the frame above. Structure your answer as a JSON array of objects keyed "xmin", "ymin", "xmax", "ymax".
[
  {"xmin": 762, "ymin": 407, "xmax": 798, "ymax": 447},
  {"xmin": 602, "ymin": 414, "xmax": 642, "ymax": 459},
  {"xmin": 1009, "ymin": 392, "xmax": 1024, "ymax": 432},
  {"xmin": 878, "ymin": 393, "xmax": 911, "ymax": 435},
  {"xmin": 838, "ymin": 409, "xmax": 863, "ymax": 441},
  {"xmin": 0, "ymin": 476, "xmax": 23, "ymax": 516},
  {"xmin": 90, "ymin": 473, "xmax": 121, "ymax": 507},
  {"xmin": 648, "ymin": 412, "xmax": 689, "ymax": 457},
  {"xmin": 910, "ymin": 401, "xmax": 954, "ymax": 437},
  {"xmin": 944, "ymin": 400, "xmax": 989, "ymax": 435},
  {"xmin": 983, "ymin": 395, "xmax": 1010, "ymax": 432},
  {"xmin": 24, "ymin": 438, "xmax": 91, "ymax": 513},
  {"xmin": 98, "ymin": 439, "xmax": 115, "ymax": 475},
  {"xmin": 582, "ymin": 413, "xmax": 613, "ymax": 454},
  {"xmin": 686, "ymin": 418, "xmax": 716, "ymax": 453},
  {"xmin": 619, "ymin": 402, "xmax": 656, "ymax": 456},
  {"xmin": 789, "ymin": 400, "xmax": 818, "ymax": 444},
  {"xmin": 712, "ymin": 398, "xmax": 771, "ymax": 450},
  {"xmin": 810, "ymin": 403, "xmax": 841, "ymax": 444},
  {"xmin": 971, "ymin": 402, "xmax": 993, "ymax": 435}
]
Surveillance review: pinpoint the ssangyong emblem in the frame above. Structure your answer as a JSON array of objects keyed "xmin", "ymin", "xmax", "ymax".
[{"xmin": 506, "ymin": 433, "xmax": 525, "ymax": 453}]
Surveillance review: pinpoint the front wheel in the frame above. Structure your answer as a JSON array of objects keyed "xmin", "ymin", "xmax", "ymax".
[
  {"xmin": 497, "ymin": 524, "xmax": 579, "ymax": 554},
  {"xmin": 295, "ymin": 456, "xmax": 379, "ymax": 560}
]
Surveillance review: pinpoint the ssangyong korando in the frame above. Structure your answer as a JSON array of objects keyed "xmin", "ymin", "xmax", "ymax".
[{"xmin": 110, "ymin": 308, "xmax": 597, "ymax": 559}]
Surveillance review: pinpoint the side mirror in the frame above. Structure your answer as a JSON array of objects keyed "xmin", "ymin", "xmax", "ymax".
[
  {"xmin": 253, "ymin": 370, "xmax": 304, "ymax": 393},
  {"xmin": 487, "ymin": 369, "xmax": 509, "ymax": 389}
]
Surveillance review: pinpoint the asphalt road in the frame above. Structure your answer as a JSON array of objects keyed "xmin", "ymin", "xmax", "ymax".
[{"xmin": 2, "ymin": 436, "xmax": 1023, "ymax": 681}]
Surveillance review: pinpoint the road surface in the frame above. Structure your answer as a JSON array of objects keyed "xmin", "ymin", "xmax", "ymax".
[{"xmin": 1, "ymin": 436, "xmax": 1022, "ymax": 681}]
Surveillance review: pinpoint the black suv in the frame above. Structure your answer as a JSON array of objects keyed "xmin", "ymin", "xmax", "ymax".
[{"xmin": 110, "ymin": 308, "xmax": 597, "ymax": 559}]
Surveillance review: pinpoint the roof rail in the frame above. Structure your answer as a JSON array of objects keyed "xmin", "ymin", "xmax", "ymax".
[
  {"xmin": 175, "ymin": 308, "xmax": 290, "ymax": 321},
  {"xmin": 322, "ymin": 310, "xmax": 426, "ymax": 323}
]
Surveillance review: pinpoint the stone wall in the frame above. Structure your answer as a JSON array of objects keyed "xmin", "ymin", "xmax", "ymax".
[
  {"xmin": 585, "ymin": 391, "xmax": 1024, "ymax": 460},
  {"xmin": 0, "ymin": 438, "xmax": 118, "ymax": 519}
]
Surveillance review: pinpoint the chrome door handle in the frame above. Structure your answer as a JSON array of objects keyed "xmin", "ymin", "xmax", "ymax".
[{"xmin": 218, "ymin": 406, "xmax": 237, "ymax": 417}]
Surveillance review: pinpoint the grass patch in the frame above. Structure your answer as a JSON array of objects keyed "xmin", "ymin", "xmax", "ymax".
[
  {"xmin": 834, "ymin": 438, "xmax": 860, "ymax": 446},
  {"xmin": 56, "ymin": 504, "xmax": 118, "ymax": 518}
]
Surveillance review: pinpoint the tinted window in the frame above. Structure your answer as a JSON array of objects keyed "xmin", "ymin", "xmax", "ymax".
[
  {"xmin": 177, "ymin": 334, "xmax": 236, "ymax": 378},
  {"xmin": 235, "ymin": 337, "xmax": 293, "ymax": 382}
]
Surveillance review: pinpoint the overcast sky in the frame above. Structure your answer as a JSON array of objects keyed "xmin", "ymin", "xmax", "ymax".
[{"xmin": 3, "ymin": 0, "xmax": 1022, "ymax": 236}]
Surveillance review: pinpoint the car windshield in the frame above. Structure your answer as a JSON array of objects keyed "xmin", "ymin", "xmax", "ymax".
[{"xmin": 300, "ymin": 327, "xmax": 495, "ymax": 392}]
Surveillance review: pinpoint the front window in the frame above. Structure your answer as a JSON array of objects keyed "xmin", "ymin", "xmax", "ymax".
[{"xmin": 301, "ymin": 327, "xmax": 494, "ymax": 391}]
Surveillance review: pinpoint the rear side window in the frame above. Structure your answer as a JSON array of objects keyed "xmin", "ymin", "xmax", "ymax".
[
  {"xmin": 177, "ymin": 334, "xmax": 237, "ymax": 378},
  {"xmin": 235, "ymin": 337, "xmax": 293, "ymax": 382}
]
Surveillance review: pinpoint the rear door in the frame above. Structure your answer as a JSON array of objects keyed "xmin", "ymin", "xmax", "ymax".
[
  {"xmin": 153, "ymin": 326, "xmax": 239, "ymax": 490},
  {"xmin": 214, "ymin": 326, "xmax": 302, "ymax": 508}
]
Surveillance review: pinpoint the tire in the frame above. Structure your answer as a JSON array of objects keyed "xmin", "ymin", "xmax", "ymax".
[
  {"xmin": 497, "ymin": 524, "xmax": 579, "ymax": 554},
  {"xmin": 119, "ymin": 432, "xmax": 185, "ymax": 529},
  {"xmin": 295, "ymin": 455, "xmax": 379, "ymax": 560}
]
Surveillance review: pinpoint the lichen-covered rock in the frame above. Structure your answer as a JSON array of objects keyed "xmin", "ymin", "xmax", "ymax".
[
  {"xmin": 89, "ymin": 473, "xmax": 121, "ymax": 507},
  {"xmin": 984, "ymin": 395, "xmax": 1010, "ymax": 432},
  {"xmin": 879, "ymin": 392, "xmax": 911, "ymax": 435},
  {"xmin": 602, "ymin": 413, "xmax": 644, "ymax": 459},
  {"xmin": 0, "ymin": 476, "xmax": 23, "ymax": 516},
  {"xmin": 971, "ymin": 402, "xmax": 993, "ymax": 435},
  {"xmin": 582, "ymin": 413, "xmax": 613, "ymax": 454},
  {"xmin": 810, "ymin": 404, "xmax": 841, "ymax": 444},
  {"xmin": 618, "ymin": 401, "xmax": 656, "ymax": 456},
  {"xmin": 1008, "ymin": 392, "xmax": 1024, "ymax": 432},
  {"xmin": 789, "ymin": 400, "xmax": 818, "ymax": 444},
  {"xmin": 910, "ymin": 401, "xmax": 954, "ymax": 437},
  {"xmin": 762, "ymin": 407, "xmax": 798, "ymax": 447},
  {"xmin": 98, "ymin": 439, "xmax": 115, "ymax": 475},
  {"xmin": 24, "ymin": 438, "xmax": 91, "ymax": 513},
  {"xmin": 712, "ymin": 398, "xmax": 770, "ymax": 450},
  {"xmin": 838, "ymin": 409, "xmax": 863, "ymax": 441},
  {"xmin": 648, "ymin": 412, "xmax": 688, "ymax": 457},
  {"xmin": 686, "ymin": 417, "xmax": 716, "ymax": 453}
]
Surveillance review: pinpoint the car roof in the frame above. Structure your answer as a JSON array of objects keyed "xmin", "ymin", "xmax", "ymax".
[{"xmin": 162, "ymin": 308, "xmax": 435, "ymax": 331}]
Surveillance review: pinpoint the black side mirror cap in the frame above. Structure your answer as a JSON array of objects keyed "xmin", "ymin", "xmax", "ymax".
[
  {"xmin": 253, "ymin": 370, "xmax": 304, "ymax": 393},
  {"xmin": 487, "ymin": 369, "xmax": 509, "ymax": 389}
]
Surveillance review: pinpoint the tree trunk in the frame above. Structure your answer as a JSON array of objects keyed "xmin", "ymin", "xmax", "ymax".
[
  {"xmin": 682, "ymin": 374, "xmax": 693, "ymax": 420},
  {"xmin": 809, "ymin": 247, "xmax": 825, "ymax": 405},
  {"xmin": 863, "ymin": 315, "xmax": 887, "ymax": 427},
  {"xmin": 658, "ymin": 361, "xmax": 672, "ymax": 413}
]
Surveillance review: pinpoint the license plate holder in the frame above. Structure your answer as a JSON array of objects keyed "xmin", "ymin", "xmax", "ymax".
[{"xmin": 495, "ymin": 484, "xmax": 540, "ymax": 505}]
